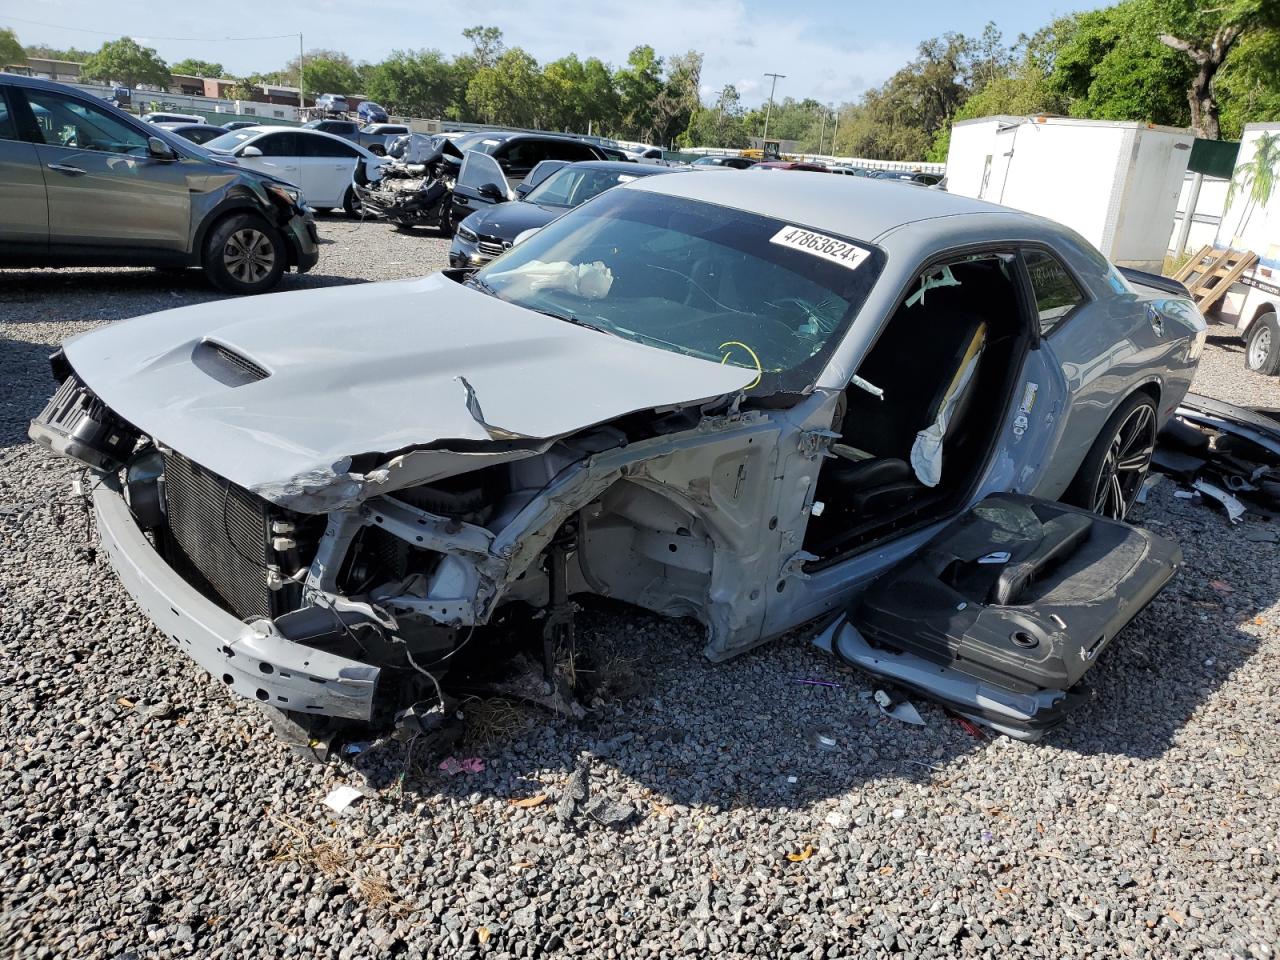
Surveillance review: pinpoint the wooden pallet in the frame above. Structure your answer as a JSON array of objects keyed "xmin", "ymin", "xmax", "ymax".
[{"xmin": 1172, "ymin": 245, "xmax": 1259, "ymax": 313}]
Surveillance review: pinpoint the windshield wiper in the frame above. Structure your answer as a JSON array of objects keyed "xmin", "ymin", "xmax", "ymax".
[
  {"xmin": 465, "ymin": 274, "xmax": 500, "ymax": 297},
  {"xmin": 526, "ymin": 306, "xmax": 615, "ymax": 336}
]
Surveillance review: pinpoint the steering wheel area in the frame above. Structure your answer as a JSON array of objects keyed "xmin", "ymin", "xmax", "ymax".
[{"xmin": 719, "ymin": 340, "xmax": 763, "ymax": 390}]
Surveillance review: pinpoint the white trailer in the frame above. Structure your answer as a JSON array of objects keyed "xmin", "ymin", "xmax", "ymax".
[
  {"xmin": 945, "ymin": 116, "xmax": 1194, "ymax": 272},
  {"xmin": 1204, "ymin": 122, "xmax": 1280, "ymax": 375}
]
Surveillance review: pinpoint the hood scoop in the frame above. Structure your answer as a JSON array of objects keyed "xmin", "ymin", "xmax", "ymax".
[{"xmin": 192, "ymin": 340, "xmax": 270, "ymax": 387}]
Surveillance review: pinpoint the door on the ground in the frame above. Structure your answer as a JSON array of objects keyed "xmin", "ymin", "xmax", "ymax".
[{"xmin": 803, "ymin": 250, "xmax": 1033, "ymax": 561}]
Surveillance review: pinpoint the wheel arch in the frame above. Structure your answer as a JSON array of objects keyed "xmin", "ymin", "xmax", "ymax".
[
  {"xmin": 1242, "ymin": 301, "xmax": 1279, "ymax": 339},
  {"xmin": 192, "ymin": 193, "xmax": 293, "ymax": 268}
]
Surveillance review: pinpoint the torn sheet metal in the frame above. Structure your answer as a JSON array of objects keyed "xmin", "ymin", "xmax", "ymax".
[{"xmin": 1175, "ymin": 393, "xmax": 1280, "ymax": 459}]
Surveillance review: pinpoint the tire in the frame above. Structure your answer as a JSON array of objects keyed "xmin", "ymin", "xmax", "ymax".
[
  {"xmin": 342, "ymin": 186, "xmax": 363, "ymax": 219},
  {"xmin": 1062, "ymin": 391, "xmax": 1158, "ymax": 521},
  {"xmin": 1245, "ymin": 312, "xmax": 1280, "ymax": 376},
  {"xmin": 438, "ymin": 201, "xmax": 455, "ymax": 238},
  {"xmin": 201, "ymin": 213, "xmax": 286, "ymax": 295}
]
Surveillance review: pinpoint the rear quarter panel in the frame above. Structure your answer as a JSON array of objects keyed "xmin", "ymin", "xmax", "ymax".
[{"xmin": 1033, "ymin": 234, "xmax": 1203, "ymax": 499}]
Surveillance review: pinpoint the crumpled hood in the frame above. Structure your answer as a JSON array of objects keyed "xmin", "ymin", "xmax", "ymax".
[{"xmin": 63, "ymin": 274, "xmax": 753, "ymax": 499}]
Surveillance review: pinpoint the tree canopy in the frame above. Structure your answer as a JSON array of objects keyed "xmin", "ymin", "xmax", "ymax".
[
  {"xmin": 79, "ymin": 37, "xmax": 170, "ymax": 89},
  {"xmin": 170, "ymin": 58, "xmax": 224, "ymax": 78},
  {"xmin": 0, "ymin": 27, "xmax": 23, "ymax": 67}
]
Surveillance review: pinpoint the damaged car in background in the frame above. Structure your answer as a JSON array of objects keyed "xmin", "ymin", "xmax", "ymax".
[
  {"xmin": 354, "ymin": 131, "xmax": 605, "ymax": 234},
  {"xmin": 30, "ymin": 174, "xmax": 1205, "ymax": 741}
]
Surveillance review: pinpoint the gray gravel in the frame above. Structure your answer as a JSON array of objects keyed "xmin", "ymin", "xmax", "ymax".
[{"xmin": 2, "ymin": 223, "xmax": 1279, "ymax": 959}]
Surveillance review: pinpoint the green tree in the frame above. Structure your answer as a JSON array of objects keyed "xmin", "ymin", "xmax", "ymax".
[
  {"xmin": 1152, "ymin": 0, "xmax": 1280, "ymax": 139},
  {"xmin": 615, "ymin": 46, "xmax": 663, "ymax": 141},
  {"xmin": 171, "ymin": 58, "xmax": 223, "ymax": 78},
  {"xmin": 462, "ymin": 26, "xmax": 504, "ymax": 70},
  {"xmin": 365, "ymin": 49, "xmax": 455, "ymax": 117},
  {"xmin": 579, "ymin": 57, "xmax": 620, "ymax": 135},
  {"xmin": 22, "ymin": 43, "xmax": 93, "ymax": 62},
  {"xmin": 681, "ymin": 84, "xmax": 750, "ymax": 148},
  {"xmin": 651, "ymin": 50, "xmax": 703, "ymax": 146},
  {"xmin": 466, "ymin": 47, "xmax": 544, "ymax": 127},
  {"xmin": 542, "ymin": 54, "xmax": 589, "ymax": 131},
  {"xmin": 0, "ymin": 27, "xmax": 24, "ymax": 67},
  {"xmin": 80, "ymin": 37, "xmax": 170, "ymax": 89},
  {"xmin": 1216, "ymin": 27, "xmax": 1280, "ymax": 139},
  {"xmin": 301, "ymin": 56, "xmax": 362, "ymax": 98}
]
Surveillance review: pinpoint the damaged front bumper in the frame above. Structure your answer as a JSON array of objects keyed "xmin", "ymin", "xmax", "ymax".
[
  {"xmin": 93, "ymin": 475, "xmax": 379, "ymax": 720},
  {"xmin": 814, "ymin": 618, "xmax": 1090, "ymax": 740}
]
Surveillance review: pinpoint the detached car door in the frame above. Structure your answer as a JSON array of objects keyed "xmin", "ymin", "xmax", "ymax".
[
  {"xmin": 20, "ymin": 87, "xmax": 190, "ymax": 255},
  {"xmin": 824, "ymin": 493, "xmax": 1180, "ymax": 739},
  {"xmin": 0, "ymin": 86, "xmax": 47, "ymax": 257},
  {"xmin": 297, "ymin": 133, "xmax": 362, "ymax": 209}
]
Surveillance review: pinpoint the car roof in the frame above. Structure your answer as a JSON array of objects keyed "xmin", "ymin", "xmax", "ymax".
[
  {"xmin": 233, "ymin": 125, "xmax": 372, "ymax": 152},
  {"xmin": 456, "ymin": 130, "xmax": 597, "ymax": 145},
  {"xmin": 561, "ymin": 160, "xmax": 673, "ymax": 176},
  {"xmin": 156, "ymin": 122, "xmax": 205, "ymax": 130},
  {"xmin": 627, "ymin": 170, "xmax": 1024, "ymax": 240}
]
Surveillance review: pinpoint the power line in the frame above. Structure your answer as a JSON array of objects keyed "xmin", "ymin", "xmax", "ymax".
[{"xmin": 3, "ymin": 15, "xmax": 298, "ymax": 43}]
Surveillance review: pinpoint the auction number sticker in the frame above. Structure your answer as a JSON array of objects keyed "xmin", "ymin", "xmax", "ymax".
[{"xmin": 770, "ymin": 225, "xmax": 869, "ymax": 271}]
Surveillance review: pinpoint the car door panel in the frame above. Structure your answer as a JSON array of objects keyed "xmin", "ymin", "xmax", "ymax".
[
  {"xmin": 238, "ymin": 132, "xmax": 301, "ymax": 193},
  {"xmin": 297, "ymin": 134, "xmax": 361, "ymax": 208},
  {"xmin": 454, "ymin": 150, "xmax": 512, "ymax": 215},
  {"xmin": 0, "ymin": 90, "xmax": 48, "ymax": 253},
  {"xmin": 22, "ymin": 88, "xmax": 190, "ymax": 254}
]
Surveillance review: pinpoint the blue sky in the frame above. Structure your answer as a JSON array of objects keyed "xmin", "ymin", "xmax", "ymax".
[{"xmin": 4, "ymin": 0, "xmax": 1097, "ymax": 106}]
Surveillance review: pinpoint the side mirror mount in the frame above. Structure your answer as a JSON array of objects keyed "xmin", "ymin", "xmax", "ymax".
[
  {"xmin": 477, "ymin": 182, "xmax": 506, "ymax": 202},
  {"xmin": 147, "ymin": 136, "xmax": 176, "ymax": 161},
  {"xmin": 239, "ymin": 145, "xmax": 263, "ymax": 158}
]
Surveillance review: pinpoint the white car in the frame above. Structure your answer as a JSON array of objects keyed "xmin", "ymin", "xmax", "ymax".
[
  {"xmin": 141, "ymin": 111, "xmax": 205, "ymax": 125},
  {"xmin": 202, "ymin": 126, "xmax": 386, "ymax": 216}
]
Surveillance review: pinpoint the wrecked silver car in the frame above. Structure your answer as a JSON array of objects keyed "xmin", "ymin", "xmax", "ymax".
[
  {"xmin": 351, "ymin": 133, "xmax": 461, "ymax": 231},
  {"xmin": 30, "ymin": 173, "xmax": 1205, "ymax": 739}
]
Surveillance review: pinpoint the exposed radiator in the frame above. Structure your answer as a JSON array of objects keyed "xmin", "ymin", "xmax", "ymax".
[{"xmin": 161, "ymin": 452, "xmax": 277, "ymax": 621}]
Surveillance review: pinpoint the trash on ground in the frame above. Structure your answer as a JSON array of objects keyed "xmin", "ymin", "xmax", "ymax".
[
  {"xmin": 438, "ymin": 756, "xmax": 485, "ymax": 776},
  {"xmin": 791, "ymin": 677, "xmax": 843, "ymax": 688},
  {"xmin": 342, "ymin": 741, "xmax": 371, "ymax": 755},
  {"xmin": 509, "ymin": 794, "xmax": 548, "ymax": 808},
  {"xmin": 825, "ymin": 810, "xmax": 849, "ymax": 829},
  {"xmin": 1136, "ymin": 473, "xmax": 1164, "ymax": 504},
  {"xmin": 1209, "ymin": 579, "xmax": 1235, "ymax": 594},
  {"xmin": 786, "ymin": 845, "xmax": 816, "ymax": 862},
  {"xmin": 585, "ymin": 797, "xmax": 635, "ymax": 827},
  {"xmin": 322, "ymin": 785, "xmax": 364, "ymax": 814},
  {"xmin": 874, "ymin": 689, "xmax": 926, "ymax": 725},
  {"xmin": 1155, "ymin": 394, "xmax": 1280, "ymax": 525},
  {"xmin": 807, "ymin": 726, "xmax": 840, "ymax": 751}
]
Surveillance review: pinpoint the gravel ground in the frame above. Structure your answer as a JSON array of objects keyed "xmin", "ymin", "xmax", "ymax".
[{"xmin": 2, "ymin": 221, "xmax": 1278, "ymax": 959}]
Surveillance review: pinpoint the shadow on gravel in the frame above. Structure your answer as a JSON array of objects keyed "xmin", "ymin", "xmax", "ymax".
[
  {"xmin": 0, "ymin": 269, "xmax": 366, "ymax": 325},
  {"xmin": 0, "ymin": 335, "xmax": 59, "ymax": 446}
]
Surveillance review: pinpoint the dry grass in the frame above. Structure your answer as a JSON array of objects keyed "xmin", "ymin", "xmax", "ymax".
[
  {"xmin": 269, "ymin": 813, "xmax": 409, "ymax": 915},
  {"xmin": 462, "ymin": 697, "xmax": 532, "ymax": 749}
]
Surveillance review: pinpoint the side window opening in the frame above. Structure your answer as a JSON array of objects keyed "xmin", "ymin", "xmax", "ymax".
[
  {"xmin": 0, "ymin": 90, "xmax": 17, "ymax": 141},
  {"xmin": 1025, "ymin": 249, "xmax": 1085, "ymax": 336}
]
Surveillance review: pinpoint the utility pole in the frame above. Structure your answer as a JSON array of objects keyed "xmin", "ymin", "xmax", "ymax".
[
  {"xmin": 817, "ymin": 107, "xmax": 827, "ymax": 156},
  {"xmin": 298, "ymin": 33, "xmax": 304, "ymax": 108},
  {"xmin": 762, "ymin": 72, "xmax": 785, "ymax": 142},
  {"xmin": 830, "ymin": 102, "xmax": 839, "ymax": 158}
]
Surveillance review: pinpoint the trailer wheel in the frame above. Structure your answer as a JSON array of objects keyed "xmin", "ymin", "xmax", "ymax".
[{"xmin": 1245, "ymin": 312, "xmax": 1280, "ymax": 376}]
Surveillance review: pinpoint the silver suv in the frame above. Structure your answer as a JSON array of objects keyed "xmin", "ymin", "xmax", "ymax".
[{"xmin": 0, "ymin": 74, "xmax": 319, "ymax": 294}]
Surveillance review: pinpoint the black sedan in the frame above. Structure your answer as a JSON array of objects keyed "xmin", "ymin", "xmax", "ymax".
[{"xmin": 449, "ymin": 161, "xmax": 675, "ymax": 267}]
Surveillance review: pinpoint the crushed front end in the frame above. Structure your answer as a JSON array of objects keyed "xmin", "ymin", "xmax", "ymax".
[{"xmin": 353, "ymin": 133, "xmax": 459, "ymax": 228}]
